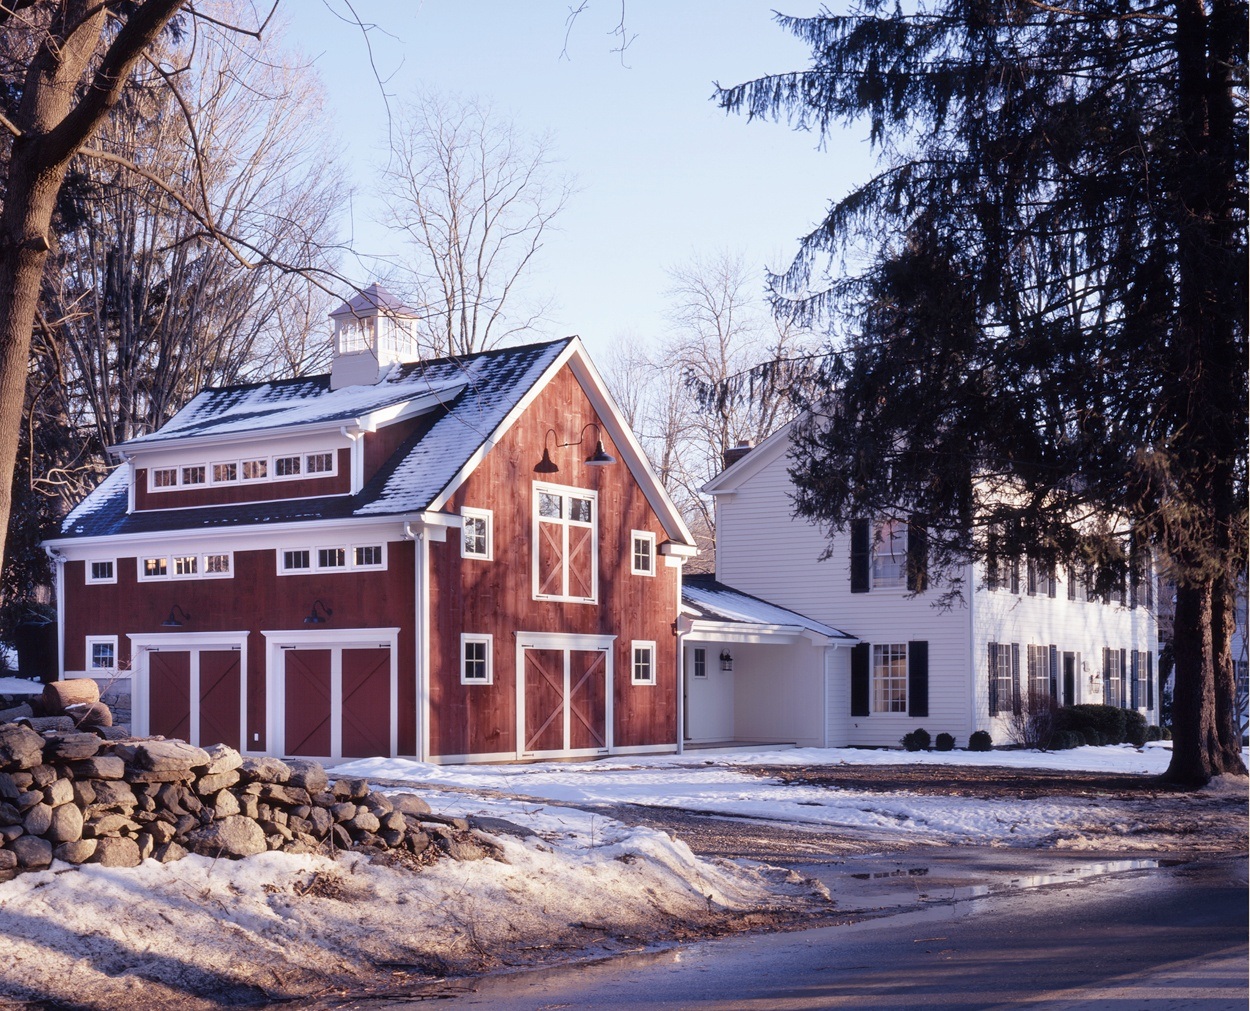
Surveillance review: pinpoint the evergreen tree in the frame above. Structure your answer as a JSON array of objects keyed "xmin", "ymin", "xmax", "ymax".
[{"xmin": 717, "ymin": 1, "xmax": 1246, "ymax": 785}]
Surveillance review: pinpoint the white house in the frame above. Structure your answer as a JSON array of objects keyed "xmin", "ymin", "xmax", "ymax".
[{"xmin": 683, "ymin": 421, "xmax": 1159, "ymax": 749}]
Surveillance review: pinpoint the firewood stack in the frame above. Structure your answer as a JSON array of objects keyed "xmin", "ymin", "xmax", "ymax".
[
  {"xmin": 0, "ymin": 725, "xmax": 501, "ymax": 881},
  {"xmin": 0, "ymin": 679, "xmax": 125, "ymax": 738}
]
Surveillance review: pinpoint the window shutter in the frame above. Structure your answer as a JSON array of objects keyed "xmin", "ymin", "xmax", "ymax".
[
  {"xmin": 1027, "ymin": 559, "xmax": 1037, "ymax": 595},
  {"xmin": 1047, "ymin": 570, "xmax": 1057, "ymax": 598},
  {"xmin": 1146, "ymin": 652, "xmax": 1154, "ymax": 710},
  {"xmin": 988, "ymin": 642, "xmax": 999, "ymax": 716},
  {"xmin": 1119, "ymin": 649, "xmax": 1128, "ymax": 709},
  {"xmin": 1011, "ymin": 643, "xmax": 1021, "ymax": 715},
  {"xmin": 1130, "ymin": 651, "xmax": 1140, "ymax": 708},
  {"xmin": 1048, "ymin": 644, "xmax": 1058, "ymax": 702},
  {"xmin": 908, "ymin": 640, "xmax": 929, "ymax": 717},
  {"xmin": 1067, "ymin": 566, "xmax": 1076, "ymax": 600},
  {"xmin": 850, "ymin": 643, "xmax": 870, "ymax": 716},
  {"xmin": 1010, "ymin": 561, "xmax": 1020, "ymax": 595},
  {"xmin": 906, "ymin": 519, "xmax": 928, "ymax": 593},
  {"xmin": 1129, "ymin": 568, "xmax": 1138, "ymax": 610},
  {"xmin": 850, "ymin": 519, "xmax": 871, "ymax": 594}
]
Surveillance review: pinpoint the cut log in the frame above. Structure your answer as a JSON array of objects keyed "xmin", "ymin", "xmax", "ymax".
[
  {"xmin": 65, "ymin": 702, "xmax": 112, "ymax": 729},
  {"xmin": 18, "ymin": 716, "xmax": 76, "ymax": 733},
  {"xmin": 42, "ymin": 679, "xmax": 100, "ymax": 715},
  {"xmin": 0, "ymin": 703, "xmax": 33, "ymax": 723}
]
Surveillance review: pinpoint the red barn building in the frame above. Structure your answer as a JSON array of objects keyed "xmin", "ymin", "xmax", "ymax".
[{"xmin": 45, "ymin": 286, "xmax": 696, "ymax": 763}]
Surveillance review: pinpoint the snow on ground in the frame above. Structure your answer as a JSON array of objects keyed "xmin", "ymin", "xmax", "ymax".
[
  {"xmin": 332, "ymin": 743, "xmax": 1250, "ymax": 851},
  {"xmin": 0, "ymin": 809, "xmax": 812, "ymax": 1009}
]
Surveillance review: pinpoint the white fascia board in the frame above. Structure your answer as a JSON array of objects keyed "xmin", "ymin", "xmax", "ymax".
[
  {"xmin": 659, "ymin": 541, "xmax": 698, "ymax": 557},
  {"xmin": 43, "ymin": 515, "xmax": 413, "ymax": 559},
  {"xmin": 701, "ymin": 417, "xmax": 798, "ymax": 496},
  {"xmin": 684, "ymin": 619, "xmax": 822, "ymax": 645}
]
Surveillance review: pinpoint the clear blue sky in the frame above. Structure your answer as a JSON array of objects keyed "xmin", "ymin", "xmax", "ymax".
[{"xmin": 289, "ymin": 2, "xmax": 873, "ymax": 358}]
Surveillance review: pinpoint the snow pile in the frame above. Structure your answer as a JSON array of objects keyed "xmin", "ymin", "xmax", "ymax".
[{"xmin": 0, "ymin": 806, "xmax": 816, "ymax": 1009}]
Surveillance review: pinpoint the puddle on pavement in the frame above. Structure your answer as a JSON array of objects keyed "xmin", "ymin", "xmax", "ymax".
[{"xmin": 799, "ymin": 853, "xmax": 1161, "ymax": 912}]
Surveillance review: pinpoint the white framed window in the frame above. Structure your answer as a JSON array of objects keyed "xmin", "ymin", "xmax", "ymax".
[
  {"xmin": 1026, "ymin": 644, "xmax": 1052, "ymax": 706},
  {"xmin": 691, "ymin": 647, "xmax": 707, "ymax": 679},
  {"xmin": 281, "ymin": 549, "xmax": 311, "ymax": 572},
  {"xmin": 533, "ymin": 483, "xmax": 598, "ymax": 603},
  {"xmin": 274, "ymin": 455, "xmax": 301, "ymax": 478},
  {"xmin": 872, "ymin": 643, "xmax": 908, "ymax": 713},
  {"xmin": 241, "ymin": 459, "xmax": 268, "ymax": 481},
  {"xmin": 461, "ymin": 507, "xmax": 493, "ymax": 560},
  {"xmin": 989, "ymin": 642, "xmax": 1017, "ymax": 715},
  {"xmin": 631, "ymin": 530, "xmax": 656, "ymax": 576},
  {"xmin": 461, "ymin": 634, "xmax": 493, "ymax": 685},
  {"xmin": 317, "ymin": 547, "xmax": 346, "ymax": 569},
  {"xmin": 631, "ymin": 641, "xmax": 656, "ymax": 685},
  {"xmin": 86, "ymin": 559, "xmax": 116, "ymax": 585},
  {"xmin": 872, "ymin": 519, "xmax": 908, "ymax": 589},
  {"xmin": 86, "ymin": 636, "xmax": 118, "ymax": 672},
  {"xmin": 181, "ymin": 465, "xmax": 206, "ymax": 486},
  {"xmin": 151, "ymin": 468, "xmax": 177, "ymax": 490},
  {"xmin": 204, "ymin": 553, "xmax": 232, "ymax": 576},
  {"xmin": 211, "ymin": 461, "xmax": 238, "ymax": 484},
  {"xmin": 141, "ymin": 556, "xmax": 169, "ymax": 579},
  {"xmin": 353, "ymin": 544, "xmax": 385, "ymax": 568},
  {"xmin": 306, "ymin": 452, "xmax": 334, "ymax": 474},
  {"xmin": 173, "ymin": 554, "xmax": 198, "ymax": 577},
  {"xmin": 138, "ymin": 551, "xmax": 233, "ymax": 581}
]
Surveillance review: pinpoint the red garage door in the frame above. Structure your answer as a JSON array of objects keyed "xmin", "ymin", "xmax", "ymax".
[
  {"xmin": 149, "ymin": 651, "xmax": 191, "ymax": 741},
  {"xmin": 284, "ymin": 649, "xmax": 332, "ymax": 758}
]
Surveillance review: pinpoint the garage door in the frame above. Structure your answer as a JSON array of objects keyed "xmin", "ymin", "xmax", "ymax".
[
  {"xmin": 281, "ymin": 644, "xmax": 394, "ymax": 760},
  {"xmin": 145, "ymin": 646, "xmax": 242, "ymax": 749},
  {"xmin": 518, "ymin": 636, "xmax": 612, "ymax": 759}
]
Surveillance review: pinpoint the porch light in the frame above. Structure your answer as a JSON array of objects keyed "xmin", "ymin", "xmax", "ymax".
[
  {"xmin": 719, "ymin": 649, "xmax": 734, "ymax": 672},
  {"xmin": 161, "ymin": 604, "xmax": 192, "ymax": 628},
  {"xmin": 304, "ymin": 599, "xmax": 333, "ymax": 625}
]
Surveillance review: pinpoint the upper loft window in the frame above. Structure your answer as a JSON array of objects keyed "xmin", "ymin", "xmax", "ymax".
[
  {"xmin": 279, "ymin": 542, "xmax": 386, "ymax": 575},
  {"xmin": 872, "ymin": 519, "xmax": 908, "ymax": 589},
  {"xmin": 461, "ymin": 507, "xmax": 492, "ymax": 560},
  {"xmin": 306, "ymin": 452, "xmax": 334, "ymax": 474},
  {"xmin": 631, "ymin": 531, "xmax": 656, "ymax": 576},
  {"xmin": 212, "ymin": 462, "xmax": 237, "ymax": 484},
  {"xmin": 152, "ymin": 468, "xmax": 177, "ymax": 489},
  {"xmin": 275, "ymin": 456, "xmax": 301, "ymax": 477},
  {"xmin": 139, "ymin": 551, "xmax": 233, "ymax": 582},
  {"xmin": 181, "ymin": 465, "xmax": 206, "ymax": 486},
  {"xmin": 533, "ymin": 484, "xmax": 597, "ymax": 603},
  {"xmin": 242, "ymin": 459, "xmax": 268, "ymax": 481},
  {"xmin": 147, "ymin": 450, "xmax": 338, "ymax": 493},
  {"xmin": 86, "ymin": 560, "xmax": 116, "ymax": 585}
]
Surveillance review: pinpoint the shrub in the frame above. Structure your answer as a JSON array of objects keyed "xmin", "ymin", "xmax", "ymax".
[
  {"xmin": 1123, "ymin": 710, "xmax": 1147, "ymax": 745},
  {"xmin": 901, "ymin": 727, "xmax": 931, "ymax": 752},
  {"xmin": 935, "ymin": 732, "xmax": 955, "ymax": 752},
  {"xmin": 1161, "ymin": 726, "xmax": 1172, "ymax": 740},
  {"xmin": 968, "ymin": 730, "xmax": 993, "ymax": 751},
  {"xmin": 1145, "ymin": 725, "xmax": 1162, "ymax": 742},
  {"xmin": 1049, "ymin": 730, "xmax": 1083, "ymax": 751},
  {"xmin": 1053, "ymin": 704, "xmax": 1130, "ymax": 745},
  {"xmin": 1082, "ymin": 728, "xmax": 1100, "ymax": 747}
]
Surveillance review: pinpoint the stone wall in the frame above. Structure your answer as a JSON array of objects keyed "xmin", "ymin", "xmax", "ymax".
[{"xmin": 0, "ymin": 725, "xmax": 493, "ymax": 880}]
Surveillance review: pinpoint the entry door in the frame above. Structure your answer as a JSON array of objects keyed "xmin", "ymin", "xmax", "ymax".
[
  {"xmin": 281, "ymin": 644, "xmax": 394, "ymax": 759},
  {"xmin": 147, "ymin": 646, "xmax": 242, "ymax": 748},
  {"xmin": 519, "ymin": 641, "xmax": 611, "ymax": 758}
]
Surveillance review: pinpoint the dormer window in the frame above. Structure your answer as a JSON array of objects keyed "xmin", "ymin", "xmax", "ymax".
[
  {"xmin": 181, "ymin": 465, "xmax": 206, "ymax": 485},
  {"xmin": 275, "ymin": 456, "xmax": 300, "ymax": 477},
  {"xmin": 152, "ymin": 468, "xmax": 177, "ymax": 488},
  {"xmin": 242, "ymin": 459, "xmax": 267, "ymax": 480},
  {"xmin": 306, "ymin": 452, "xmax": 334, "ymax": 474}
]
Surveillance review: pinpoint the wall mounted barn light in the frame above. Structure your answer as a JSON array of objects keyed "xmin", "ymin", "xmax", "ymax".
[
  {"xmin": 719, "ymin": 649, "xmax": 734, "ymax": 672},
  {"xmin": 533, "ymin": 424, "xmax": 617, "ymax": 475},
  {"xmin": 161, "ymin": 604, "xmax": 192, "ymax": 628},
  {"xmin": 304, "ymin": 599, "xmax": 333, "ymax": 625}
]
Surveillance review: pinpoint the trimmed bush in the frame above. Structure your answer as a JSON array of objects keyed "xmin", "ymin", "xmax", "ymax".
[
  {"xmin": 1049, "ymin": 730, "xmax": 1083, "ymax": 751},
  {"xmin": 1145, "ymin": 725, "xmax": 1162, "ymax": 742},
  {"xmin": 1161, "ymin": 726, "xmax": 1172, "ymax": 740},
  {"xmin": 935, "ymin": 732, "xmax": 955, "ymax": 752},
  {"xmin": 901, "ymin": 728, "xmax": 931, "ymax": 752},
  {"xmin": 968, "ymin": 730, "xmax": 992, "ymax": 752},
  {"xmin": 1053, "ymin": 704, "xmax": 1131, "ymax": 745}
]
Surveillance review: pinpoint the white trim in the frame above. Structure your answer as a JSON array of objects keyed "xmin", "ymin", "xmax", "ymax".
[
  {"xmin": 460, "ymin": 507, "xmax": 493, "ymax": 560},
  {"xmin": 144, "ymin": 447, "xmax": 340, "ymax": 495},
  {"xmin": 630, "ymin": 640, "xmax": 657, "ymax": 685},
  {"xmin": 85, "ymin": 635, "xmax": 119, "ymax": 673},
  {"xmin": 532, "ymin": 481, "xmax": 599, "ymax": 604},
  {"xmin": 611, "ymin": 743, "xmax": 678, "ymax": 756},
  {"xmin": 127, "ymin": 631, "xmax": 249, "ymax": 748},
  {"xmin": 415, "ymin": 527, "xmax": 432, "ymax": 763},
  {"xmin": 630, "ymin": 530, "xmax": 656, "ymax": 576},
  {"xmin": 460, "ymin": 633, "xmax": 494, "ymax": 685},
  {"xmin": 86, "ymin": 558, "xmax": 117, "ymax": 585},
  {"xmin": 424, "ymin": 749, "xmax": 523, "ymax": 765},
  {"xmin": 702, "ymin": 417, "xmax": 796, "ymax": 496}
]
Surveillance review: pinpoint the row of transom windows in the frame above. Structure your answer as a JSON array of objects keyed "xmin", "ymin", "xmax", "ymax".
[
  {"xmin": 83, "ymin": 543, "xmax": 386, "ymax": 584},
  {"xmin": 147, "ymin": 450, "xmax": 337, "ymax": 492}
]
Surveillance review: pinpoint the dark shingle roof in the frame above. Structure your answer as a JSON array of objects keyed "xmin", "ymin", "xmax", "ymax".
[{"xmin": 682, "ymin": 573, "xmax": 854, "ymax": 640}]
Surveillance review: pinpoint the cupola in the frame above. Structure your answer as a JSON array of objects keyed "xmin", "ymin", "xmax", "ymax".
[{"xmin": 329, "ymin": 283, "xmax": 421, "ymax": 389}]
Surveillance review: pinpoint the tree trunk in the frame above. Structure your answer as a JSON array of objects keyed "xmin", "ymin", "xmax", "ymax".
[
  {"xmin": 1165, "ymin": 580, "xmax": 1226, "ymax": 785},
  {"xmin": 1211, "ymin": 573, "xmax": 1246, "ymax": 771}
]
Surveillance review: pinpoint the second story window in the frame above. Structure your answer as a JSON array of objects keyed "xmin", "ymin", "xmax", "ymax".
[
  {"xmin": 318, "ymin": 547, "xmax": 346, "ymax": 569},
  {"xmin": 533, "ymin": 484, "xmax": 597, "ymax": 603},
  {"xmin": 631, "ymin": 531, "xmax": 656, "ymax": 576},
  {"xmin": 275, "ymin": 456, "xmax": 301, "ymax": 478},
  {"xmin": 282, "ymin": 549, "xmax": 311, "ymax": 571},
  {"xmin": 87, "ymin": 560, "xmax": 116, "ymax": 584},
  {"xmin": 306, "ymin": 452, "xmax": 334, "ymax": 474},
  {"xmin": 872, "ymin": 519, "xmax": 908, "ymax": 589},
  {"xmin": 461, "ymin": 508, "xmax": 492, "ymax": 560},
  {"xmin": 181, "ymin": 465, "xmax": 206, "ymax": 486}
]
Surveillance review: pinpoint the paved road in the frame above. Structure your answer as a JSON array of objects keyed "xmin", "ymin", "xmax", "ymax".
[{"xmin": 351, "ymin": 856, "xmax": 1247, "ymax": 1010}]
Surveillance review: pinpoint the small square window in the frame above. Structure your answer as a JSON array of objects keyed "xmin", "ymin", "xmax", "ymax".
[
  {"xmin": 632, "ymin": 641, "xmax": 656, "ymax": 685},
  {"xmin": 181, "ymin": 465, "xmax": 206, "ymax": 485},
  {"xmin": 318, "ymin": 547, "xmax": 346, "ymax": 569},
  {"xmin": 306, "ymin": 452, "xmax": 334, "ymax": 474},
  {"xmin": 692, "ymin": 647, "xmax": 707, "ymax": 679},
  {"xmin": 87, "ymin": 560, "xmax": 115, "ymax": 584},
  {"xmin": 87, "ymin": 638, "xmax": 117, "ymax": 671},
  {"xmin": 631, "ymin": 531, "xmax": 656, "ymax": 576},
  {"xmin": 354, "ymin": 545, "xmax": 384, "ymax": 568},
  {"xmin": 242, "ymin": 459, "xmax": 268, "ymax": 480},
  {"xmin": 461, "ymin": 635, "xmax": 493, "ymax": 685},
  {"xmin": 282, "ymin": 549, "xmax": 310, "ymax": 571},
  {"xmin": 461, "ymin": 508, "xmax": 492, "ymax": 560},
  {"xmin": 212, "ymin": 462, "xmax": 237, "ymax": 483},
  {"xmin": 173, "ymin": 555, "xmax": 198, "ymax": 576},
  {"xmin": 275, "ymin": 456, "xmax": 301, "ymax": 477},
  {"xmin": 205, "ymin": 554, "xmax": 231, "ymax": 575},
  {"xmin": 143, "ymin": 557, "xmax": 168, "ymax": 578},
  {"xmin": 152, "ymin": 468, "xmax": 177, "ymax": 489}
]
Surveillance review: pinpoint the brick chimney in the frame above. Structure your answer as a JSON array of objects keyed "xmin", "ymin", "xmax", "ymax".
[{"xmin": 722, "ymin": 439, "xmax": 754, "ymax": 471}]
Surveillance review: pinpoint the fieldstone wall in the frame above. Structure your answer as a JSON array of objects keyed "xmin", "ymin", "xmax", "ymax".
[{"xmin": 0, "ymin": 724, "xmax": 495, "ymax": 881}]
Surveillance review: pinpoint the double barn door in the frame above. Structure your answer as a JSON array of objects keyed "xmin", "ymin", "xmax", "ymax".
[
  {"xmin": 140, "ymin": 640, "xmax": 244, "ymax": 750},
  {"xmin": 517, "ymin": 634, "xmax": 614, "ymax": 759},
  {"xmin": 280, "ymin": 645, "xmax": 392, "ymax": 759}
]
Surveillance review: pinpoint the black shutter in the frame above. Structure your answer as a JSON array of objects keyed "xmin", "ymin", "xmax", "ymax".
[
  {"xmin": 908, "ymin": 640, "xmax": 929, "ymax": 717},
  {"xmin": 850, "ymin": 642, "xmax": 870, "ymax": 716},
  {"xmin": 1010, "ymin": 561, "xmax": 1020, "ymax": 595},
  {"xmin": 1047, "ymin": 570, "xmax": 1057, "ymax": 598},
  {"xmin": 1027, "ymin": 558, "xmax": 1037, "ymax": 596},
  {"xmin": 1119, "ymin": 649, "xmax": 1128, "ymax": 708},
  {"xmin": 1102, "ymin": 647, "xmax": 1111, "ymax": 703},
  {"xmin": 988, "ymin": 642, "xmax": 999, "ymax": 715},
  {"xmin": 1067, "ymin": 565, "xmax": 1076, "ymax": 600},
  {"xmin": 1048, "ymin": 644, "xmax": 1058, "ymax": 702},
  {"xmin": 1130, "ymin": 651, "xmax": 1140, "ymax": 708},
  {"xmin": 1146, "ymin": 652, "xmax": 1154, "ymax": 710},
  {"xmin": 906, "ymin": 519, "xmax": 928, "ymax": 593},
  {"xmin": 850, "ymin": 519, "xmax": 871, "ymax": 594},
  {"xmin": 1011, "ymin": 643, "xmax": 1021, "ymax": 715}
]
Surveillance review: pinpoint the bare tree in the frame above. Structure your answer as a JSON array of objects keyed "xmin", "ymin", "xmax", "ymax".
[{"xmin": 380, "ymin": 93, "xmax": 573, "ymax": 357}]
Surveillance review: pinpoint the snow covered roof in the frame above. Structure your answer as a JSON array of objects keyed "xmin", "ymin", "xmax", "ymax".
[
  {"xmin": 58, "ymin": 338, "xmax": 574, "ymax": 539},
  {"xmin": 681, "ymin": 574, "xmax": 854, "ymax": 640}
]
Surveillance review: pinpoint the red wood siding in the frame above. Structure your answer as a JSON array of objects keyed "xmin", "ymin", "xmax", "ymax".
[
  {"xmin": 63, "ymin": 540, "xmax": 416, "ymax": 755},
  {"xmin": 427, "ymin": 364, "xmax": 680, "ymax": 757},
  {"xmin": 133, "ymin": 448, "xmax": 351, "ymax": 511}
]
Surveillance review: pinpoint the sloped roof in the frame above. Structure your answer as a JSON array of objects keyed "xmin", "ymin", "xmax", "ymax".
[
  {"xmin": 58, "ymin": 339, "xmax": 573, "ymax": 539},
  {"xmin": 681, "ymin": 573, "xmax": 854, "ymax": 640},
  {"xmin": 328, "ymin": 282, "xmax": 415, "ymax": 318}
]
